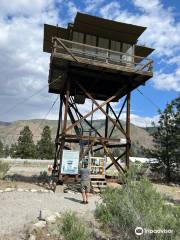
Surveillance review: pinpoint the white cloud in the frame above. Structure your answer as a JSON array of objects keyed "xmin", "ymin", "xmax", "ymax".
[
  {"xmin": 84, "ymin": 0, "xmax": 105, "ymax": 13},
  {"xmin": 98, "ymin": 0, "xmax": 180, "ymax": 91},
  {"xmin": 0, "ymin": 0, "xmax": 179, "ymax": 124},
  {"xmin": 100, "ymin": 1, "xmax": 121, "ymax": 19},
  {"xmin": 133, "ymin": 0, "xmax": 161, "ymax": 13},
  {"xmin": 66, "ymin": 1, "xmax": 81, "ymax": 21},
  {"xmin": 154, "ymin": 69, "xmax": 180, "ymax": 91},
  {"xmin": 0, "ymin": 0, "xmax": 60, "ymax": 121}
]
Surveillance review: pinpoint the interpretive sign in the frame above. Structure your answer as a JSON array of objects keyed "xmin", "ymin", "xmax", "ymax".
[{"xmin": 61, "ymin": 150, "xmax": 79, "ymax": 174}]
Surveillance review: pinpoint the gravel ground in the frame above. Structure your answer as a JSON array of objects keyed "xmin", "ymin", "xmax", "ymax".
[
  {"xmin": 7, "ymin": 166, "xmax": 47, "ymax": 175},
  {"xmin": 0, "ymin": 191, "xmax": 100, "ymax": 240}
]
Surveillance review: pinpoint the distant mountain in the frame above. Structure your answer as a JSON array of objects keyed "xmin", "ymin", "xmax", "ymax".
[
  {"xmin": 0, "ymin": 121, "xmax": 11, "ymax": 126},
  {"xmin": 0, "ymin": 119, "xmax": 153, "ymax": 152}
]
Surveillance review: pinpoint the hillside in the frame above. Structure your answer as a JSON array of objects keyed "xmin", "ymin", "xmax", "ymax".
[{"xmin": 0, "ymin": 119, "xmax": 153, "ymax": 151}]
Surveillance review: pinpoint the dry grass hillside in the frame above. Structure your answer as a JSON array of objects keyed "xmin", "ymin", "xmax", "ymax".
[{"xmin": 0, "ymin": 119, "xmax": 153, "ymax": 150}]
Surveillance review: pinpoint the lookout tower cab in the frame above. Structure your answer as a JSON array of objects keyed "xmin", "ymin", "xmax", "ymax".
[{"xmin": 43, "ymin": 12, "xmax": 154, "ymax": 183}]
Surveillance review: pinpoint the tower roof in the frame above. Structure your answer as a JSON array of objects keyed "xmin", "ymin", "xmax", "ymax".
[{"xmin": 74, "ymin": 12, "xmax": 146, "ymax": 44}]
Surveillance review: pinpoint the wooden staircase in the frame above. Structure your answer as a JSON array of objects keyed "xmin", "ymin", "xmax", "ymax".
[{"xmin": 91, "ymin": 179, "xmax": 107, "ymax": 193}]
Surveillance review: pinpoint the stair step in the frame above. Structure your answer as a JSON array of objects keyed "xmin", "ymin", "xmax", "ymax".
[{"xmin": 92, "ymin": 185, "xmax": 106, "ymax": 188}]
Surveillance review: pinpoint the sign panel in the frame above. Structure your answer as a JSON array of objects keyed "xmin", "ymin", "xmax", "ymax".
[{"xmin": 61, "ymin": 150, "xmax": 79, "ymax": 175}]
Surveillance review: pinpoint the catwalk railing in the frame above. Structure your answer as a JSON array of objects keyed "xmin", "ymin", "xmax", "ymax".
[{"xmin": 52, "ymin": 37, "xmax": 153, "ymax": 73}]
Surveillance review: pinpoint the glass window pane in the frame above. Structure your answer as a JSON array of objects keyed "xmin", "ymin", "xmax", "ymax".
[
  {"xmin": 72, "ymin": 31, "xmax": 84, "ymax": 43},
  {"xmin": 86, "ymin": 34, "xmax": 96, "ymax": 46},
  {"xmin": 85, "ymin": 34, "xmax": 96, "ymax": 57},
  {"xmin": 98, "ymin": 37, "xmax": 109, "ymax": 49},
  {"xmin": 110, "ymin": 41, "xmax": 120, "ymax": 51}
]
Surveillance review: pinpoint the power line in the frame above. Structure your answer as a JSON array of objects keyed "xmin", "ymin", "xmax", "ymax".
[
  {"xmin": 1, "ymin": 74, "xmax": 63, "ymax": 117},
  {"xmin": 137, "ymin": 88, "xmax": 161, "ymax": 111},
  {"xmin": 0, "ymin": 96, "xmax": 59, "ymax": 144},
  {"xmin": 34, "ymin": 96, "xmax": 59, "ymax": 133}
]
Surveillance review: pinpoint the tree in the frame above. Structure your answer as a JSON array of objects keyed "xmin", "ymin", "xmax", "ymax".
[
  {"xmin": 149, "ymin": 97, "xmax": 180, "ymax": 182},
  {"xmin": 0, "ymin": 140, "xmax": 3, "ymax": 157},
  {"xmin": 4, "ymin": 145, "xmax": 10, "ymax": 158},
  {"xmin": 36, "ymin": 125, "xmax": 54, "ymax": 159},
  {"xmin": 16, "ymin": 126, "xmax": 36, "ymax": 159},
  {"xmin": 9, "ymin": 144, "xmax": 18, "ymax": 158}
]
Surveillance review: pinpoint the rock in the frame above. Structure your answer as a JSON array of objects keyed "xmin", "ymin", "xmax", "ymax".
[
  {"xmin": 39, "ymin": 209, "xmax": 52, "ymax": 220},
  {"xmin": 17, "ymin": 188, "xmax": 24, "ymax": 192},
  {"xmin": 33, "ymin": 220, "xmax": 46, "ymax": 229},
  {"xmin": 54, "ymin": 212, "xmax": 61, "ymax": 218},
  {"xmin": 29, "ymin": 234, "xmax": 36, "ymax": 240},
  {"xmin": 56, "ymin": 185, "xmax": 64, "ymax": 193},
  {"xmin": 92, "ymin": 228, "xmax": 108, "ymax": 240},
  {"xmin": 4, "ymin": 188, "xmax": 13, "ymax": 192},
  {"xmin": 31, "ymin": 189, "xmax": 38, "ymax": 193},
  {"xmin": 43, "ymin": 189, "xmax": 49, "ymax": 193},
  {"xmin": 45, "ymin": 215, "xmax": 57, "ymax": 224}
]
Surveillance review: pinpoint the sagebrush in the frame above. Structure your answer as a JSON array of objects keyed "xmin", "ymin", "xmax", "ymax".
[
  {"xmin": 96, "ymin": 168, "xmax": 180, "ymax": 240},
  {"xmin": 0, "ymin": 161, "xmax": 9, "ymax": 179},
  {"xmin": 59, "ymin": 212, "xmax": 90, "ymax": 240}
]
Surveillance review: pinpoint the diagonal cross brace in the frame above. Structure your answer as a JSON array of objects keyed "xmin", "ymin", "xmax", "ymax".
[
  {"xmin": 75, "ymin": 80, "xmax": 126, "ymax": 135},
  {"xmin": 64, "ymin": 90, "xmax": 120, "ymax": 134}
]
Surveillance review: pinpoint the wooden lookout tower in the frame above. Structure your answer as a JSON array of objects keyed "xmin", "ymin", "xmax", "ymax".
[{"xmin": 43, "ymin": 12, "xmax": 154, "ymax": 184}]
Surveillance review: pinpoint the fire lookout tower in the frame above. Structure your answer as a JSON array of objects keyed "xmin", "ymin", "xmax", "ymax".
[{"xmin": 43, "ymin": 12, "xmax": 154, "ymax": 183}]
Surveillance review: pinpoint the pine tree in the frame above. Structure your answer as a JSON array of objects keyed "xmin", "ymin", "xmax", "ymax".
[
  {"xmin": 9, "ymin": 144, "xmax": 18, "ymax": 158},
  {"xmin": 16, "ymin": 126, "xmax": 36, "ymax": 159},
  {"xmin": 149, "ymin": 97, "xmax": 180, "ymax": 182},
  {"xmin": 36, "ymin": 125, "xmax": 54, "ymax": 159},
  {"xmin": 0, "ymin": 140, "xmax": 3, "ymax": 157},
  {"xmin": 4, "ymin": 145, "xmax": 10, "ymax": 158}
]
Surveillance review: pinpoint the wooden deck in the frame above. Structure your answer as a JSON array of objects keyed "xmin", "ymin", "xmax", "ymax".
[{"xmin": 48, "ymin": 38, "xmax": 153, "ymax": 101}]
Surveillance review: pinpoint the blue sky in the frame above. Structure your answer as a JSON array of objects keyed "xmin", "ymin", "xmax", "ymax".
[{"xmin": 0, "ymin": 0, "xmax": 179, "ymax": 127}]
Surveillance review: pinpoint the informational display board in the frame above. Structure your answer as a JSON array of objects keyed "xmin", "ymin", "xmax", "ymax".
[{"xmin": 61, "ymin": 150, "xmax": 79, "ymax": 175}]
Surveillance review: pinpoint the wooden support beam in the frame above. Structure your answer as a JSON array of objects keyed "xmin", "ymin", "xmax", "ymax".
[
  {"xmin": 68, "ymin": 101, "xmax": 102, "ymax": 138},
  {"xmin": 54, "ymin": 38, "xmax": 79, "ymax": 62},
  {"xmin": 80, "ymin": 140, "xmax": 95, "ymax": 161},
  {"xmin": 106, "ymin": 151, "xmax": 126, "ymax": 170},
  {"xmin": 109, "ymin": 96, "xmax": 127, "ymax": 138},
  {"xmin": 64, "ymin": 92, "xmax": 119, "ymax": 134},
  {"xmin": 75, "ymin": 80, "xmax": 126, "ymax": 134},
  {"xmin": 101, "ymin": 141, "xmax": 125, "ymax": 173},
  {"xmin": 58, "ymin": 80, "xmax": 70, "ymax": 179},
  {"xmin": 63, "ymin": 96, "xmax": 81, "ymax": 136},
  {"xmin": 53, "ymin": 94, "xmax": 63, "ymax": 170},
  {"xmin": 125, "ymin": 92, "xmax": 131, "ymax": 169},
  {"xmin": 105, "ymin": 103, "xmax": 109, "ymax": 138},
  {"xmin": 108, "ymin": 103, "xmax": 127, "ymax": 137}
]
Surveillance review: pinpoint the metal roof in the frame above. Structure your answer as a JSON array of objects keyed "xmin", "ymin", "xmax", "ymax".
[
  {"xmin": 73, "ymin": 12, "xmax": 146, "ymax": 44},
  {"xmin": 135, "ymin": 45, "xmax": 154, "ymax": 58},
  {"xmin": 43, "ymin": 24, "xmax": 68, "ymax": 53},
  {"xmin": 43, "ymin": 12, "xmax": 149, "ymax": 53}
]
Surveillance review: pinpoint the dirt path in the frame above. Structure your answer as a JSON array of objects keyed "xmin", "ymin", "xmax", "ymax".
[{"xmin": 0, "ymin": 191, "xmax": 100, "ymax": 240}]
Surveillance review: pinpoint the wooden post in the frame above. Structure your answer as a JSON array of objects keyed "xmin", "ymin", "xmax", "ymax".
[
  {"xmin": 126, "ymin": 91, "xmax": 131, "ymax": 169},
  {"xmin": 58, "ymin": 80, "xmax": 70, "ymax": 180},
  {"xmin": 105, "ymin": 103, "xmax": 109, "ymax": 138},
  {"xmin": 53, "ymin": 94, "xmax": 63, "ymax": 170}
]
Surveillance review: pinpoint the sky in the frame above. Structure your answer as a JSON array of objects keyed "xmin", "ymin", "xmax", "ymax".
[{"xmin": 0, "ymin": 0, "xmax": 179, "ymax": 127}]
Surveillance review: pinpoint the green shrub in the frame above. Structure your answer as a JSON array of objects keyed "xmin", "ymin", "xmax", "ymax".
[
  {"xmin": 0, "ymin": 161, "xmax": 10, "ymax": 179},
  {"xmin": 96, "ymin": 167, "xmax": 180, "ymax": 240},
  {"xmin": 59, "ymin": 212, "xmax": 90, "ymax": 240}
]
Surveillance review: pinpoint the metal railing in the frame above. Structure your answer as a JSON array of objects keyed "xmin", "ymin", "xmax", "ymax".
[{"xmin": 52, "ymin": 37, "xmax": 153, "ymax": 73}]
